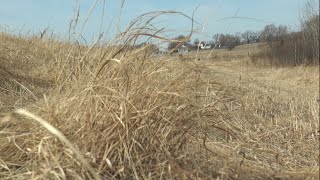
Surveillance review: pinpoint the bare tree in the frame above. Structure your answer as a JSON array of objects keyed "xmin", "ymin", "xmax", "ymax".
[
  {"xmin": 253, "ymin": 31, "xmax": 263, "ymax": 43},
  {"xmin": 219, "ymin": 34, "xmax": 240, "ymax": 50},
  {"xmin": 234, "ymin": 32, "xmax": 242, "ymax": 45},
  {"xmin": 241, "ymin": 30, "xmax": 255, "ymax": 44},
  {"xmin": 300, "ymin": 0, "xmax": 319, "ymax": 62},
  {"xmin": 212, "ymin": 34, "xmax": 220, "ymax": 44},
  {"xmin": 275, "ymin": 25, "xmax": 288, "ymax": 40},
  {"xmin": 218, "ymin": 34, "xmax": 226, "ymax": 47},
  {"xmin": 261, "ymin": 24, "xmax": 277, "ymax": 43},
  {"xmin": 260, "ymin": 24, "xmax": 288, "ymax": 48}
]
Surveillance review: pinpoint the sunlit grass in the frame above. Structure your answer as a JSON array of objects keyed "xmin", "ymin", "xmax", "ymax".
[{"xmin": 0, "ymin": 9, "xmax": 319, "ymax": 180}]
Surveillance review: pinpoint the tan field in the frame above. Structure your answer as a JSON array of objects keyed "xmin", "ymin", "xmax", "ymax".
[{"xmin": 0, "ymin": 33, "xmax": 319, "ymax": 179}]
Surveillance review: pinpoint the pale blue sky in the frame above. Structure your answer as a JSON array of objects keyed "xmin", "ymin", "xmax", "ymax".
[{"xmin": 0, "ymin": 0, "xmax": 308, "ymax": 43}]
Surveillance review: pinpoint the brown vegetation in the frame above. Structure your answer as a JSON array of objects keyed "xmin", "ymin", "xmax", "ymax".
[
  {"xmin": 252, "ymin": 0, "xmax": 319, "ymax": 66},
  {"xmin": 0, "ymin": 27, "xmax": 319, "ymax": 180}
]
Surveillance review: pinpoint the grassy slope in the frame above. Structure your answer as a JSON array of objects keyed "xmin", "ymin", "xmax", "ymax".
[{"xmin": 0, "ymin": 34, "xmax": 319, "ymax": 179}]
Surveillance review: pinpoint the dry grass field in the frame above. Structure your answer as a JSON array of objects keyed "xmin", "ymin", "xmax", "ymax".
[{"xmin": 0, "ymin": 32, "xmax": 319, "ymax": 179}]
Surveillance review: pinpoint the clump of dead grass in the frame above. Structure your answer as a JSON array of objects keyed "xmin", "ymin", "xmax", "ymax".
[
  {"xmin": 0, "ymin": 11, "xmax": 230, "ymax": 179},
  {"xmin": 0, "ymin": 38, "xmax": 230, "ymax": 179}
]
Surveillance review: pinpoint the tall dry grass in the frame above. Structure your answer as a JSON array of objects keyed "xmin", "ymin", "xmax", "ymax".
[
  {"xmin": 0, "ymin": 9, "xmax": 319, "ymax": 180},
  {"xmin": 0, "ymin": 32, "xmax": 232, "ymax": 179}
]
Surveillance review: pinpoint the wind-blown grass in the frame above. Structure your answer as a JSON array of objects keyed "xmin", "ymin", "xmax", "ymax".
[{"xmin": 0, "ymin": 9, "xmax": 319, "ymax": 180}]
